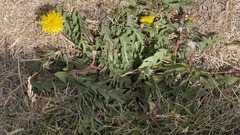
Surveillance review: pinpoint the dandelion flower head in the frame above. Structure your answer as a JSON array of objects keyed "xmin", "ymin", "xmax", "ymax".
[
  {"xmin": 40, "ymin": 10, "xmax": 65, "ymax": 33},
  {"xmin": 187, "ymin": 15, "xmax": 193, "ymax": 22},
  {"xmin": 140, "ymin": 15, "xmax": 154, "ymax": 24}
]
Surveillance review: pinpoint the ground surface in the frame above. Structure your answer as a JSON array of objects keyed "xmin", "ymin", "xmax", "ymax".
[
  {"xmin": 0, "ymin": 0, "xmax": 239, "ymax": 134},
  {"xmin": 189, "ymin": 0, "xmax": 240, "ymax": 73}
]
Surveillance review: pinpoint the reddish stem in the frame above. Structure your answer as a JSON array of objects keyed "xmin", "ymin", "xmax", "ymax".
[
  {"xmin": 188, "ymin": 46, "xmax": 195, "ymax": 67},
  {"xmin": 165, "ymin": 11, "xmax": 177, "ymax": 29},
  {"xmin": 90, "ymin": 53, "xmax": 102, "ymax": 70},
  {"xmin": 174, "ymin": 33, "xmax": 181, "ymax": 56},
  {"xmin": 180, "ymin": 45, "xmax": 195, "ymax": 76}
]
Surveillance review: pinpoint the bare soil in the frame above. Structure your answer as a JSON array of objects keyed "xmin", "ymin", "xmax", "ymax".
[{"xmin": 189, "ymin": 0, "xmax": 240, "ymax": 72}]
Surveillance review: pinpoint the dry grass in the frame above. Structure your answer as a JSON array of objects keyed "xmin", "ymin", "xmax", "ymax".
[
  {"xmin": 188, "ymin": 0, "xmax": 240, "ymax": 73},
  {"xmin": 0, "ymin": 0, "xmax": 239, "ymax": 134},
  {"xmin": 0, "ymin": 0, "xmax": 128, "ymax": 134}
]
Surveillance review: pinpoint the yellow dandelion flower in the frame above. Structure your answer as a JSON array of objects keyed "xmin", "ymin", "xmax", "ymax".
[
  {"xmin": 187, "ymin": 15, "xmax": 193, "ymax": 22},
  {"xmin": 40, "ymin": 10, "xmax": 65, "ymax": 33},
  {"xmin": 169, "ymin": 110, "xmax": 176, "ymax": 116},
  {"xmin": 140, "ymin": 15, "xmax": 154, "ymax": 24}
]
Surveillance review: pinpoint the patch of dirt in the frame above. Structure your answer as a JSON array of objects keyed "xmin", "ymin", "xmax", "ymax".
[{"xmin": 189, "ymin": 0, "xmax": 240, "ymax": 73}]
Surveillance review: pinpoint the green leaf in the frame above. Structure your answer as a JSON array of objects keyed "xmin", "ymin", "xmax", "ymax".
[
  {"xmin": 126, "ymin": 13, "xmax": 138, "ymax": 27},
  {"xmin": 138, "ymin": 49, "xmax": 171, "ymax": 69},
  {"xmin": 169, "ymin": 3, "xmax": 181, "ymax": 10},
  {"xmin": 184, "ymin": 20, "xmax": 192, "ymax": 27},
  {"xmin": 162, "ymin": 63, "xmax": 189, "ymax": 76},
  {"xmin": 72, "ymin": 8, "xmax": 79, "ymax": 25},
  {"xmin": 202, "ymin": 37, "xmax": 220, "ymax": 45},
  {"xmin": 108, "ymin": 90, "xmax": 125, "ymax": 103},
  {"xmin": 64, "ymin": 19, "xmax": 71, "ymax": 34},
  {"xmin": 215, "ymin": 74, "xmax": 238, "ymax": 86},
  {"xmin": 73, "ymin": 25, "xmax": 79, "ymax": 33},
  {"xmin": 199, "ymin": 76, "xmax": 217, "ymax": 89},
  {"xmin": 55, "ymin": 4, "xmax": 63, "ymax": 14},
  {"xmin": 26, "ymin": 61, "xmax": 41, "ymax": 71},
  {"xmin": 133, "ymin": 29, "xmax": 144, "ymax": 45},
  {"xmin": 120, "ymin": 33, "xmax": 132, "ymax": 68},
  {"xmin": 197, "ymin": 41, "xmax": 207, "ymax": 53},
  {"xmin": 96, "ymin": 85, "xmax": 110, "ymax": 99},
  {"xmin": 54, "ymin": 71, "xmax": 69, "ymax": 83},
  {"xmin": 128, "ymin": 0, "xmax": 137, "ymax": 7},
  {"xmin": 184, "ymin": 87, "xmax": 206, "ymax": 100},
  {"xmin": 82, "ymin": 106, "xmax": 92, "ymax": 124},
  {"xmin": 31, "ymin": 78, "xmax": 67, "ymax": 92},
  {"xmin": 101, "ymin": 25, "xmax": 111, "ymax": 36},
  {"xmin": 162, "ymin": 0, "xmax": 170, "ymax": 4}
]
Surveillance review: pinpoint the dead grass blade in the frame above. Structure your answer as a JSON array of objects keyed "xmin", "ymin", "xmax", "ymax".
[{"xmin": 27, "ymin": 75, "xmax": 37, "ymax": 108}]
